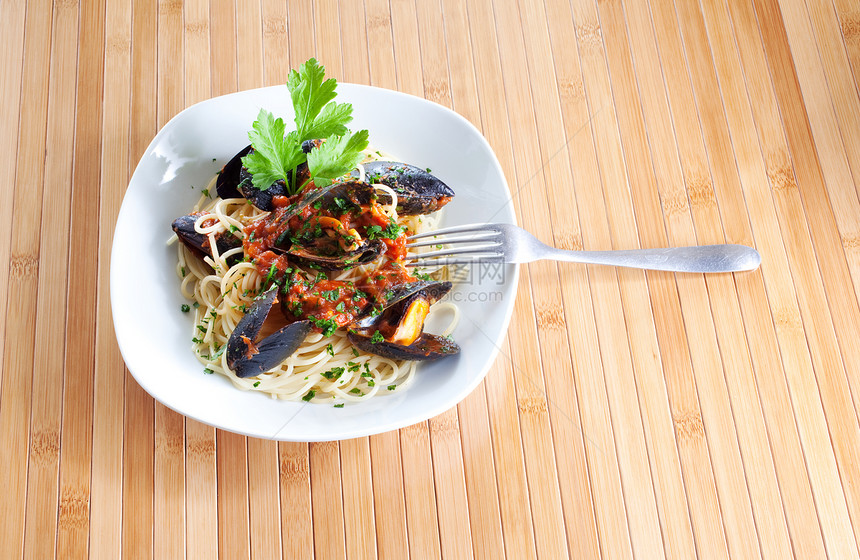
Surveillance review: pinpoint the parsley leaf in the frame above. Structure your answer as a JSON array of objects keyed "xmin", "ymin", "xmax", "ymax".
[
  {"xmin": 242, "ymin": 110, "xmax": 305, "ymax": 191},
  {"xmin": 240, "ymin": 58, "xmax": 370, "ymax": 195},
  {"xmin": 307, "ymin": 130, "xmax": 370, "ymax": 188},
  {"xmin": 288, "ymin": 59, "xmax": 351, "ymax": 140}
]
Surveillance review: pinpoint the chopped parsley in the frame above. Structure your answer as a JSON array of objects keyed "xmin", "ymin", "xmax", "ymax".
[
  {"xmin": 321, "ymin": 288, "xmax": 340, "ymax": 301},
  {"xmin": 263, "ymin": 263, "xmax": 278, "ymax": 288},
  {"xmin": 180, "ymin": 304, "xmax": 190, "ymax": 313},
  {"xmin": 313, "ymin": 317, "xmax": 338, "ymax": 336},
  {"xmin": 321, "ymin": 366, "xmax": 344, "ymax": 380},
  {"xmin": 370, "ymin": 330, "xmax": 384, "ymax": 344},
  {"xmin": 302, "ymin": 390, "xmax": 316, "ymax": 402},
  {"xmin": 365, "ymin": 222, "xmax": 406, "ymax": 240}
]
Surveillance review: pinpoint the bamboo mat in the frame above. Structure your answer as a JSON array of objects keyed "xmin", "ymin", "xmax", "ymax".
[{"xmin": 2, "ymin": 0, "xmax": 860, "ymax": 557}]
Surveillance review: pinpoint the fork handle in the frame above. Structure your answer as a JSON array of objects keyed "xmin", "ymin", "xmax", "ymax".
[{"xmin": 542, "ymin": 244, "xmax": 761, "ymax": 273}]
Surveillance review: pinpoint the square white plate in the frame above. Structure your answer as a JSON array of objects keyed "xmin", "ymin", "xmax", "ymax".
[{"xmin": 111, "ymin": 83, "xmax": 518, "ymax": 441}]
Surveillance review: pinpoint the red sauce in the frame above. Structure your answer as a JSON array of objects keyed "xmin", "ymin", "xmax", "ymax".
[
  {"xmin": 279, "ymin": 261, "xmax": 418, "ymax": 331},
  {"xmin": 242, "ymin": 183, "xmax": 419, "ymax": 333}
]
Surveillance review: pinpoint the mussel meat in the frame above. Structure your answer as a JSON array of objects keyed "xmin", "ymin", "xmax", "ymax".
[{"xmin": 286, "ymin": 238, "xmax": 387, "ymax": 270}]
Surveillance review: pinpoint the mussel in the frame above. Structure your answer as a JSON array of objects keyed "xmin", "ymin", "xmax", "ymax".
[
  {"xmin": 286, "ymin": 238, "xmax": 387, "ymax": 270},
  {"xmin": 352, "ymin": 161, "xmax": 454, "ymax": 215},
  {"xmin": 218, "ymin": 143, "xmax": 455, "ymax": 216},
  {"xmin": 347, "ymin": 280, "xmax": 460, "ymax": 360},
  {"xmin": 226, "ymin": 286, "xmax": 314, "ymax": 378},
  {"xmin": 225, "ymin": 279, "xmax": 458, "ymax": 378},
  {"xmin": 215, "ymin": 145, "xmax": 253, "ymax": 200},
  {"xmin": 172, "ymin": 214, "xmax": 243, "ymax": 265},
  {"xmin": 215, "ymin": 144, "xmax": 313, "ymax": 211}
]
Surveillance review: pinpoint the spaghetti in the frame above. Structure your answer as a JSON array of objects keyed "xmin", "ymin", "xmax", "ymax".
[{"xmin": 172, "ymin": 165, "xmax": 457, "ymax": 405}]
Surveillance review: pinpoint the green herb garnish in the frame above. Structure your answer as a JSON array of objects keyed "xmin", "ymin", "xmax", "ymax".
[
  {"xmin": 313, "ymin": 317, "xmax": 338, "ymax": 336},
  {"xmin": 240, "ymin": 58, "xmax": 369, "ymax": 194}
]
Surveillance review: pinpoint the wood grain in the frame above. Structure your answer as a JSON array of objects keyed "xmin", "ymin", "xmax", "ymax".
[{"xmin": 2, "ymin": 0, "xmax": 860, "ymax": 557}]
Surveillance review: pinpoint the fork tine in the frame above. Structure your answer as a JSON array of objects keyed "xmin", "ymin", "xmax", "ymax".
[
  {"xmin": 406, "ymin": 256, "xmax": 505, "ymax": 267},
  {"xmin": 406, "ymin": 234, "xmax": 499, "ymax": 249},
  {"xmin": 403, "ymin": 245, "xmax": 503, "ymax": 260},
  {"xmin": 408, "ymin": 222, "xmax": 498, "ymax": 240}
]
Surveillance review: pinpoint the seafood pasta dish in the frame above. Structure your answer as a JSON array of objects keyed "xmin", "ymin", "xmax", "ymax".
[{"xmin": 169, "ymin": 59, "xmax": 459, "ymax": 405}]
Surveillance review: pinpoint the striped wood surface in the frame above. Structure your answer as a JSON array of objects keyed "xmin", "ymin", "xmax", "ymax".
[{"xmin": 1, "ymin": 0, "xmax": 860, "ymax": 557}]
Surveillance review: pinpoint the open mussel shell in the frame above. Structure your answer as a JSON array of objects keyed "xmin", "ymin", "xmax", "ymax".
[
  {"xmin": 348, "ymin": 280, "xmax": 459, "ymax": 360},
  {"xmin": 353, "ymin": 280, "xmax": 453, "ymax": 329},
  {"xmin": 172, "ymin": 214, "xmax": 243, "ymax": 265},
  {"xmin": 352, "ymin": 161, "xmax": 455, "ymax": 215},
  {"xmin": 287, "ymin": 238, "xmax": 386, "ymax": 271},
  {"xmin": 348, "ymin": 331, "xmax": 460, "ymax": 361},
  {"xmin": 226, "ymin": 286, "xmax": 313, "ymax": 378},
  {"xmin": 284, "ymin": 180, "xmax": 377, "ymax": 219}
]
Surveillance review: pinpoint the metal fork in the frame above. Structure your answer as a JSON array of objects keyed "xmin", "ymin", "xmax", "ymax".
[{"xmin": 405, "ymin": 223, "xmax": 761, "ymax": 273}]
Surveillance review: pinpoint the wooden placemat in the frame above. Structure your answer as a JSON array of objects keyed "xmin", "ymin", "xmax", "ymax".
[{"xmin": 1, "ymin": 0, "xmax": 859, "ymax": 557}]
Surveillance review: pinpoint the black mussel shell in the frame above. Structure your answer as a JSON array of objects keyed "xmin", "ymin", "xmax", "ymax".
[
  {"xmin": 172, "ymin": 214, "xmax": 243, "ymax": 265},
  {"xmin": 237, "ymin": 166, "xmax": 288, "ymax": 211},
  {"xmin": 286, "ymin": 239, "xmax": 386, "ymax": 271},
  {"xmin": 287, "ymin": 180, "xmax": 377, "ymax": 218},
  {"xmin": 217, "ymin": 145, "xmax": 311, "ymax": 211},
  {"xmin": 302, "ymin": 139, "xmax": 323, "ymax": 153},
  {"xmin": 226, "ymin": 286, "xmax": 314, "ymax": 378},
  {"xmin": 238, "ymin": 163, "xmax": 311, "ymax": 211},
  {"xmin": 352, "ymin": 161, "xmax": 455, "ymax": 215},
  {"xmin": 215, "ymin": 145, "xmax": 253, "ymax": 200}
]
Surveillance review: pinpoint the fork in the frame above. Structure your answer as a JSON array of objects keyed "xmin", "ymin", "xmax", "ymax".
[{"xmin": 405, "ymin": 223, "xmax": 761, "ymax": 273}]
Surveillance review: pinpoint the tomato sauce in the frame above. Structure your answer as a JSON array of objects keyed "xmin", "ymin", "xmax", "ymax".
[{"xmin": 242, "ymin": 183, "xmax": 418, "ymax": 334}]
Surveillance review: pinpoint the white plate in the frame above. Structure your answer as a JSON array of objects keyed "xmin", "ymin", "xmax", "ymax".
[{"xmin": 111, "ymin": 84, "xmax": 518, "ymax": 441}]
